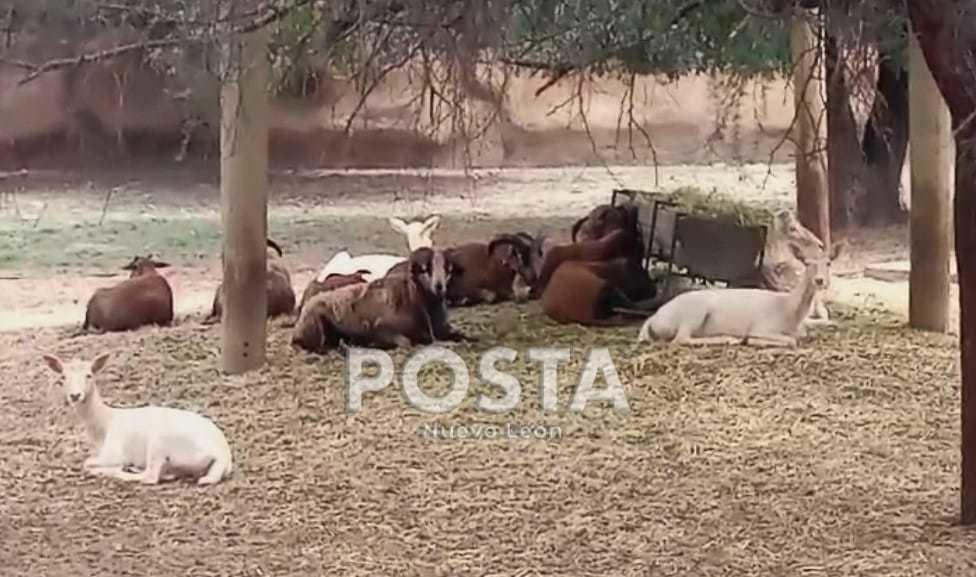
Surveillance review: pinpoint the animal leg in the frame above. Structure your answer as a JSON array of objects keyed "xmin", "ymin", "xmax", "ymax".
[
  {"xmin": 134, "ymin": 452, "xmax": 164, "ymax": 484},
  {"xmin": 743, "ymin": 332, "xmax": 798, "ymax": 348},
  {"xmin": 99, "ymin": 467, "xmax": 149, "ymax": 482},
  {"xmin": 369, "ymin": 326, "xmax": 414, "ymax": 349},
  {"xmin": 676, "ymin": 335, "xmax": 743, "ymax": 346},
  {"xmin": 811, "ymin": 296, "xmax": 830, "ymax": 320},
  {"xmin": 477, "ymin": 289, "xmax": 499, "ymax": 304}
]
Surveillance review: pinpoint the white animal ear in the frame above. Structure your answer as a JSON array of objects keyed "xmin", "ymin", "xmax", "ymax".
[
  {"xmin": 423, "ymin": 215, "xmax": 441, "ymax": 232},
  {"xmin": 42, "ymin": 354, "xmax": 63, "ymax": 375},
  {"xmin": 388, "ymin": 217, "xmax": 408, "ymax": 233},
  {"xmin": 91, "ymin": 353, "xmax": 111, "ymax": 374}
]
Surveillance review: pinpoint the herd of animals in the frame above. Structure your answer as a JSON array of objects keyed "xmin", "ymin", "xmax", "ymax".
[{"xmin": 41, "ymin": 199, "xmax": 843, "ymax": 486}]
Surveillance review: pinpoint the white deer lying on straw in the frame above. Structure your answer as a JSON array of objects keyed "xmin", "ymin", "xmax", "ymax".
[
  {"xmin": 42, "ymin": 352, "xmax": 233, "ymax": 485},
  {"xmin": 637, "ymin": 255, "xmax": 831, "ymax": 348}
]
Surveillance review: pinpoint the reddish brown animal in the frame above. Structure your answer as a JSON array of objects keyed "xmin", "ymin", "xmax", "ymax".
[
  {"xmin": 83, "ymin": 256, "xmax": 174, "ymax": 332},
  {"xmin": 443, "ymin": 234, "xmax": 537, "ymax": 306},
  {"xmin": 541, "ymin": 258, "xmax": 656, "ymax": 326}
]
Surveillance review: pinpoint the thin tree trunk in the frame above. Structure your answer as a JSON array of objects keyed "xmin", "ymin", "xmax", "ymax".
[
  {"xmin": 791, "ymin": 9, "xmax": 830, "ymax": 249},
  {"xmin": 825, "ymin": 32, "xmax": 862, "ymax": 233},
  {"xmin": 220, "ymin": 24, "xmax": 270, "ymax": 374},
  {"xmin": 908, "ymin": 30, "xmax": 952, "ymax": 333},
  {"xmin": 906, "ymin": 0, "xmax": 976, "ymax": 525}
]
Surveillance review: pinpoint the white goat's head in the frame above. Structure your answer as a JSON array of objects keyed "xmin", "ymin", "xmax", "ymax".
[
  {"xmin": 389, "ymin": 215, "xmax": 441, "ymax": 251},
  {"xmin": 42, "ymin": 353, "xmax": 111, "ymax": 405},
  {"xmin": 772, "ymin": 210, "xmax": 824, "ymax": 260}
]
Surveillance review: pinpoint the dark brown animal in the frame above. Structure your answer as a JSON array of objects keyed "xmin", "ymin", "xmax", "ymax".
[
  {"xmin": 292, "ymin": 247, "xmax": 470, "ymax": 353},
  {"xmin": 571, "ymin": 203, "xmax": 639, "ymax": 243},
  {"xmin": 489, "ymin": 228, "xmax": 642, "ymax": 297},
  {"xmin": 207, "ymin": 239, "xmax": 296, "ymax": 323},
  {"xmin": 83, "ymin": 256, "xmax": 174, "ymax": 332},
  {"xmin": 541, "ymin": 258, "xmax": 656, "ymax": 326},
  {"xmin": 297, "ymin": 271, "xmax": 369, "ymax": 315}
]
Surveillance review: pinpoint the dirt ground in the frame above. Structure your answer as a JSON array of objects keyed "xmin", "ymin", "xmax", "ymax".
[{"xmin": 0, "ymin": 164, "xmax": 969, "ymax": 576}]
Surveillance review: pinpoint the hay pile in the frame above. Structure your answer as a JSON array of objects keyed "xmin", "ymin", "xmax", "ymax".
[
  {"xmin": 633, "ymin": 186, "xmax": 774, "ymax": 227},
  {"xmin": 0, "ymin": 303, "xmax": 967, "ymax": 576}
]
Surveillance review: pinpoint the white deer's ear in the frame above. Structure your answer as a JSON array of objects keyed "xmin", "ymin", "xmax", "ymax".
[
  {"xmin": 423, "ymin": 215, "xmax": 441, "ymax": 232},
  {"xmin": 42, "ymin": 355, "xmax": 64, "ymax": 375},
  {"xmin": 91, "ymin": 353, "xmax": 111, "ymax": 374},
  {"xmin": 388, "ymin": 217, "xmax": 408, "ymax": 233}
]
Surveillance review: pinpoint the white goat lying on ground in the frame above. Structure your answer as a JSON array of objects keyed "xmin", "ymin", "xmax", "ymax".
[
  {"xmin": 637, "ymin": 256, "xmax": 829, "ymax": 348},
  {"xmin": 389, "ymin": 215, "xmax": 441, "ymax": 251},
  {"xmin": 42, "ymin": 353, "xmax": 233, "ymax": 485},
  {"xmin": 316, "ymin": 250, "xmax": 405, "ymax": 282}
]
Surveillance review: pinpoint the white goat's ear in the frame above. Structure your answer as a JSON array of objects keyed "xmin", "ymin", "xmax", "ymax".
[
  {"xmin": 388, "ymin": 217, "xmax": 408, "ymax": 233},
  {"xmin": 423, "ymin": 215, "xmax": 441, "ymax": 232},
  {"xmin": 42, "ymin": 354, "xmax": 64, "ymax": 375},
  {"xmin": 91, "ymin": 353, "xmax": 111, "ymax": 374}
]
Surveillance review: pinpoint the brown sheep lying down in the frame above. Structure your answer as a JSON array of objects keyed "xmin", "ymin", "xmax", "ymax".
[
  {"xmin": 206, "ymin": 239, "xmax": 296, "ymax": 323},
  {"xmin": 292, "ymin": 247, "xmax": 471, "ymax": 353},
  {"xmin": 83, "ymin": 256, "xmax": 174, "ymax": 332},
  {"xmin": 541, "ymin": 258, "xmax": 657, "ymax": 326},
  {"xmin": 297, "ymin": 271, "xmax": 370, "ymax": 316}
]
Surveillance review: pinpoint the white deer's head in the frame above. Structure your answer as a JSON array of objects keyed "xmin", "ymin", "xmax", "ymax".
[
  {"xmin": 389, "ymin": 215, "xmax": 441, "ymax": 251},
  {"xmin": 42, "ymin": 353, "xmax": 110, "ymax": 405}
]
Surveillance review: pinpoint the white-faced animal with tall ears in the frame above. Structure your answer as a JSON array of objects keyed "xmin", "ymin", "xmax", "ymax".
[
  {"xmin": 637, "ymin": 254, "xmax": 833, "ymax": 348},
  {"xmin": 41, "ymin": 352, "xmax": 233, "ymax": 485},
  {"xmin": 761, "ymin": 209, "xmax": 845, "ymax": 325},
  {"xmin": 389, "ymin": 215, "xmax": 441, "ymax": 251}
]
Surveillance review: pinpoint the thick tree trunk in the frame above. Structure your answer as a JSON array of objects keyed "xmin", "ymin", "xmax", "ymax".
[
  {"xmin": 908, "ymin": 31, "xmax": 952, "ymax": 333},
  {"xmin": 907, "ymin": 0, "xmax": 976, "ymax": 525},
  {"xmin": 861, "ymin": 50, "xmax": 910, "ymax": 226},
  {"xmin": 791, "ymin": 10, "xmax": 831, "ymax": 249},
  {"xmin": 220, "ymin": 25, "xmax": 270, "ymax": 374},
  {"xmin": 825, "ymin": 32, "xmax": 862, "ymax": 233}
]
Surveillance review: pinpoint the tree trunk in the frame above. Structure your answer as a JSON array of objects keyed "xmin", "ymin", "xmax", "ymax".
[
  {"xmin": 906, "ymin": 0, "xmax": 976, "ymax": 525},
  {"xmin": 220, "ymin": 24, "xmax": 270, "ymax": 374},
  {"xmin": 791, "ymin": 10, "xmax": 830, "ymax": 249},
  {"xmin": 825, "ymin": 31, "xmax": 862, "ymax": 233},
  {"xmin": 860, "ymin": 49, "xmax": 910, "ymax": 226},
  {"xmin": 908, "ymin": 30, "xmax": 952, "ymax": 333}
]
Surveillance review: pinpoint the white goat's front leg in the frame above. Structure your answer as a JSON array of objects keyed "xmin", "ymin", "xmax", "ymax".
[
  {"xmin": 743, "ymin": 332, "xmax": 798, "ymax": 348},
  {"xmin": 676, "ymin": 335, "xmax": 744, "ymax": 346},
  {"xmin": 139, "ymin": 454, "xmax": 166, "ymax": 484},
  {"xmin": 83, "ymin": 442, "xmax": 126, "ymax": 473},
  {"xmin": 477, "ymin": 289, "xmax": 498, "ymax": 304}
]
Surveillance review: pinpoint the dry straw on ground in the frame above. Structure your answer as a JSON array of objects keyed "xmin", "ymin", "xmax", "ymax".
[{"xmin": 0, "ymin": 302, "xmax": 969, "ymax": 576}]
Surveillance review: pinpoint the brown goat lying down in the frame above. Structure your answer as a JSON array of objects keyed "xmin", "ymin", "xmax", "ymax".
[
  {"xmin": 292, "ymin": 248, "xmax": 470, "ymax": 353},
  {"xmin": 444, "ymin": 236, "xmax": 536, "ymax": 306},
  {"xmin": 207, "ymin": 239, "xmax": 296, "ymax": 322},
  {"xmin": 297, "ymin": 271, "xmax": 369, "ymax": 315},
  {"xmin": 83, "ymin": 256, "xmax": 174, "ymax": 332},
  {"xmin": 541, "ymin": 258, "xmax": 656, "ymax": 326},
  {"xmin": 489, "ymin": 227, "xmax": 644, "ymax": 298}
]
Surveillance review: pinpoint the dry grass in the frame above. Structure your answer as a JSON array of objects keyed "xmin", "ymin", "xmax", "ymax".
[
  {"xmin": 0, "ymin": 301, "xmax": 970, "ymax": 576},
  {"xmin": 634, "ymin": 186, "xmax": 777, "ymax": 227}
]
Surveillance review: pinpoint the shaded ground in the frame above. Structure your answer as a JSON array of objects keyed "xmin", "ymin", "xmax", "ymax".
[
  {"xmin": 0, "ymin": 302, "xmax": 966, "ymax": 576},
  {"xmin": 0, "ymin": 164, "xmax": 949, "ymax": 332}
]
